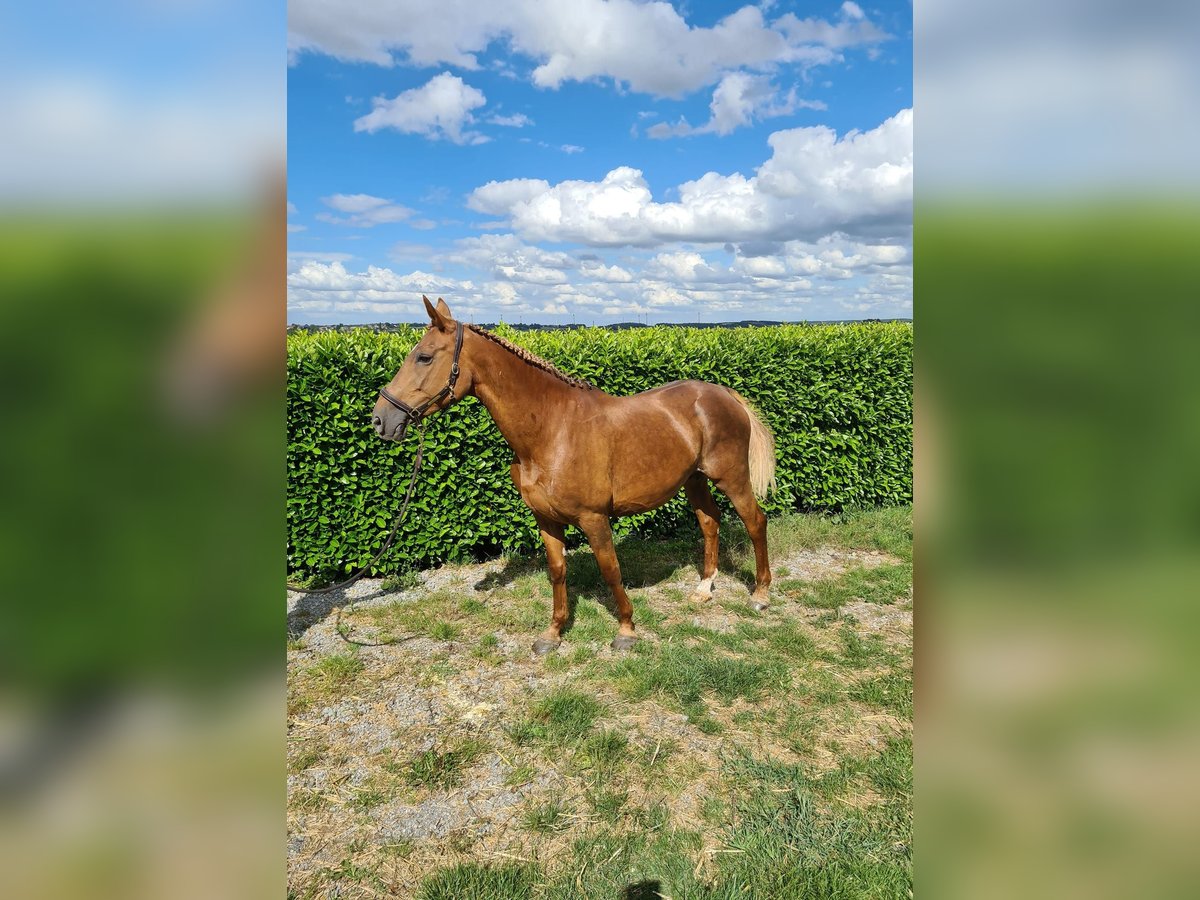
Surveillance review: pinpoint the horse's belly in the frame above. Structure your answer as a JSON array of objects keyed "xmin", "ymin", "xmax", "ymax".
[{"xmin": 609, "ymin": 443, "xmax": 695, "ymax": 516}]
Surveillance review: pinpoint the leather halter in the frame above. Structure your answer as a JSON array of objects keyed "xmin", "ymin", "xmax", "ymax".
[{"xmin": 378, "ymin": 321, "xmax": 465, "ymax": 422}]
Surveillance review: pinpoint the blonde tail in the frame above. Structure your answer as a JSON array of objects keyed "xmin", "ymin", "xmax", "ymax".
[{"xmin": 728, "ymin": 390, "xmax": 777, "ymax": 500}]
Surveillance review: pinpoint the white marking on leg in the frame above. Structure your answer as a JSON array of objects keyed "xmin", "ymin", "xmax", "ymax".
[{"xmin": 696, "ymin": 571, "xmax": 716, "ymax": 596}]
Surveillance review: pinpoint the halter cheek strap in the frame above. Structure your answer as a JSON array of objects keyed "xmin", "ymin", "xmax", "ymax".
[{"xmin": 378, "ymin": 321, "xmax": 465, "ymax": 421}]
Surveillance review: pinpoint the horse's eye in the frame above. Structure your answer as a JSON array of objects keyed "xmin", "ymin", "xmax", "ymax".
[{"xmin": 416, "ymin": 353, "xmax": 432, "ymax": 365}]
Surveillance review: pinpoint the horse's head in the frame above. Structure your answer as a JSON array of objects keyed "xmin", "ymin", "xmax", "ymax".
[{"xmin": 372, "ymin": 296, "xmax": 471, "ymax": 441}]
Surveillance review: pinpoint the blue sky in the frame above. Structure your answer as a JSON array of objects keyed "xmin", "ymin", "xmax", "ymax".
[{"xmin": 287, "ymin": 1, "xmax": 912, "ymax": 325}]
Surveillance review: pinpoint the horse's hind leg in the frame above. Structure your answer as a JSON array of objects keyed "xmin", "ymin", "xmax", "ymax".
[
  {"xmin": 713, "ymin": 475, "xmax": 772, "ymax": 611},
  {"xmin": 684, "ymin": 472, "xmax": 720, "ymax": 602},
  {"xmin": 577, "ymin": 514, "xmax": 638, "ymax": 651}
]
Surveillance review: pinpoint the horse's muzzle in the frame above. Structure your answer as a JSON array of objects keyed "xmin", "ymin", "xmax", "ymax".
[{"xmin": 372, "ymin": 410, "xmax": 409, "ymax": 441}]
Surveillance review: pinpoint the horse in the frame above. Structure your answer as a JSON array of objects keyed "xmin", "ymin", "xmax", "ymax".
[{"xmin": 372, "ymin": 297, "xmax": 776, "ymax": 655}]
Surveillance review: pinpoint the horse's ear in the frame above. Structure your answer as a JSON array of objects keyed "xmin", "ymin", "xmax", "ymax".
[
  {"xmin": 422, "ymin": 295, "xmax": 450, "ymax": 331},
  {"xmin": 435, "ymin": 297, "xmax": 452, "ymax": 318}
]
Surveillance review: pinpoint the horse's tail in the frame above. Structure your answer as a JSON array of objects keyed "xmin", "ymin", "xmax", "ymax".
[{"xmin": 728, "ymin": 389, "xmax": 777, "ymax": 500}]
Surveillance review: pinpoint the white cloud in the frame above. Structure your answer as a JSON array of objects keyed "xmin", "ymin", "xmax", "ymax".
[
  {"xmin": 316, "ymin": 193, "xmax": 415, "ymax": 227},
  {"xmin": 353, "ymin": 72, "xmax": 487, "ymax": 144},
  {"xmin": 443, "ymin": 233, "xmax": 575, "ymax": 285},
  {"xmin": 468, "ymin": 107, "xmax": 912, "ymax": 246},
  {"xmin": 489, "ymin": 112, "xmax": 533, "ymax": 127},
  {"xmin": 287, "ymin": 233, "xmax": 913, "ymax": 323},
  {"xmin": 287, "ymin": 260, "xmax": 474, "ymax": 302},
  {"xmin": 289, "ymin": 0, "xmax": 890, "ymax": 97},
  {"xmin": 647, "ymin": 71, "xmax": 825, "ymax": 138},
  {"xmin": 287, "ymin": 223, "xmax": 307, "ymax": 232},
  {"xmin": 579, "ymin": 259, "xmax": 634, "ymax": 282},
  {"xmin": 775, "ymin": 4, "xmax": 888, "ymax": 49},
  {"xmin": 561, "ymin": 144, "xmax": 585, "ymax": 154},
  {"xmin": 467, "ymin": 178, "xmax": 552, "ymax": 215}
]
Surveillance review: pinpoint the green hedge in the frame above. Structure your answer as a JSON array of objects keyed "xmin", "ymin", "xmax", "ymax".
[{"xmin": 287, "ymin": 323, "xmax": 912, "ymax": 582}]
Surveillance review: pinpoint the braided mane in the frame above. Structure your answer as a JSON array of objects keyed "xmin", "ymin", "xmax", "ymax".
[{"xmin": 466, "ymin": 323, "xmax": 594, "ymax": 391}]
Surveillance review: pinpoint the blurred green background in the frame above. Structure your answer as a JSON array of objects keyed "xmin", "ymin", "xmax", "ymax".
[
  {"xmin": 919, "ymin": 201, "xmax": 1200, "ymax": 900},
  {"xmin": 0, "ymin": 215, "xmax": 281, "ymax": 700}
]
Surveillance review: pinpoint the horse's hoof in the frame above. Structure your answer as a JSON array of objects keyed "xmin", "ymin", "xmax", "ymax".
[
  {"xmin": 750, "ymin": 597, "xmax": 771, "ymax": 612},
  {"xmin": 532, "ymin": 638, "xmax": 561, "ymax": 656},
  {"xmin": 689, "ymin": 591, "xmax": 713, "ymax": 604},
  {"xmin": 610, "ymin": 634, "xmax": 638, "ymax": 651}
]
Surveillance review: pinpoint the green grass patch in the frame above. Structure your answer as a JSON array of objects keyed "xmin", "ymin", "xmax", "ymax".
[
  {"xmin": 766, "ymin": 506, "xmax": 912, "ymax": 561},
  {"xmin": 418, "ymin": 862, "xmax": 539, "ymax": 900},
  {"xmin": 347, "ymin": 786, "xmax": 388, "ymax": 812},
  {"xmin": 363, "ymin": 592, "xmax": 468, "ymax": 638},
  {"xmin": 587, "ymin": 787, "xmax": 629, "ymax": 823},
  {"xmin": 832, "ymin": 623, "xmax": 895, "ymax": 669},
  {"xmin": 576, "ymin": 728, "xmax": 628, "ymax": 773},
  {"xmin": 607, "ymin": 641, "xmax": 787, "ymax": 717},
  {"xmin": 522, "ymin": 798, "xmax": 568, "ymax": 833},
  {"xmin": 507, "ymin": 686, "xmax": 604, "ymax": 746},
  {"xmin": 459, "ymin": 597, "xmax": 487, "ymax": 615},
  {"xmin": 865, "ymin": 735, "xmax": 912, "ymax": 799},
  {"xmin": 712, "ymin": 752, "xmax": 911, "ymax": 898},
  {"xmin": 398, "ymin": 739, "xmax": 487, "ymax": 790},
  {"xmin": 781, "ymin": 562, "xmax": 912, "ymax": 610},
  {"xmin": 733, "ymin": 619, "xmax": 816, "ymax": 660},
  {"xmin": 849, "ymin": 669, "xmax": 913, "ymax": 718},
  {"xmin": 539, "ymin": 826, "xmax": 703, "ymax": 900},
  {"xmin": 301, "ymin": 651, "xmax": 364, "ymax": 695},
  {"xmin": 429, "ymin": 621, "xmax": 462, "ymax": 641},
  {"xmin": 503, "ymin": 763, "xmax": 537, "ymax": 787},
  {"xmin": 484, "ymin": 594, "xmax": 547, "ymax": 632}
]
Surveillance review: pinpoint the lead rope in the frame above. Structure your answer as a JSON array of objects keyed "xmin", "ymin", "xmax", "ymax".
[{"xmin": 286, "ymin": 421, "xmax": 426, "ymax": 597}]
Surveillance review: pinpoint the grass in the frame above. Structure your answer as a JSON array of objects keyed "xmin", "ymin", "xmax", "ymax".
[
  {"xmin": 382, "ymin": 570, "xmax": 421, "ymax": 592},
  {"xmin": 290, "ymin": 506, "xmax": 913, "ymax": 900},
  {"xmin": 779, "ymin": 562, "xmax": 912, "ymax": 610},
  {"xmin": 292, "ymin": 652, "xmax": 364, "ymax": 709},
  {"xmin": 398, "ymin": 740, "xmax": 487, "ymax": 790},
  {"xmin": 576, "ymin": 728, "xmax": 628, "ymax": 774},
  {"xmin": 503, "ymin": 763, "xmax": 537, "ymax": 787},
  {"xmin": 849, "ymin": 668, "xmax": 913, "ymax": 718},
  {"xmin": 522, "ymin": 798, "xmax": 569, "ymax": 833},
  {"xmin": 348, "ymin": 785, "xmax": 388, "ymax": 811},
  {"xmin": 417, "ymin": 862, "xmax": 538, "ymax": 900},
  {"xmin": 289, "ymin": 740, "xmax": 327, "ymax": 773},
  {"xmin": 429, "ymin": 621, "xmax": 462, "ymax": 641},
  {"xmin": 607, "ymin": 641, "xmax": 788, "ymax": 716},
  {"xmin": 507, "ymin": 686, "xmax": 604, "ymax": 747}
]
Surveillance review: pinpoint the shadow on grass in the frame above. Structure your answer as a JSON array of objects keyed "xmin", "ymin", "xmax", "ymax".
[
  {"xmin": 287, "ymin": 585, "xmax": 421, "ymax": 648},
  {"xmin": 468, "ymin": 523, "xmax": 758, "ymax": 636},
  {"xmin": 287, "ymin": 584, "xmax": 385, "ymax": 641},
  {"xmin": 623, "ymin": 880, "xmax": 664, "ymax": 900}
]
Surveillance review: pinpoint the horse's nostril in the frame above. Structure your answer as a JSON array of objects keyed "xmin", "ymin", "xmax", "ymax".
[{"xmin": 372, "ymin": 415, "xmax": 383, "ymax": 431}]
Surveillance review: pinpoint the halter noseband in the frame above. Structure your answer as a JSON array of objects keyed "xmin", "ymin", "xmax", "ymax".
[{"xmin": 378, "ymin": 321, "xmax": 465, "ymax": 421}]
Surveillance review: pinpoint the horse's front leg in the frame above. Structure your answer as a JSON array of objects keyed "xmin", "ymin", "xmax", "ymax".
[
  {"xmin": 577, "ymin": 514, "xmax": 638, "ymax": 651},
  {"xmin": 532, "ymin": 515, "xmax": 569, "ymax": 655}
]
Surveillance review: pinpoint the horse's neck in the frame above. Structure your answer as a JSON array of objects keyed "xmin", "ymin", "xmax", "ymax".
[{"xmin": 469, "ymin": 336, "xmax": 576, "ymax": 459}]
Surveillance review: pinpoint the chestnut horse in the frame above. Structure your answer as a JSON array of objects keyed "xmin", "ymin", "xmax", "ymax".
[{"xmin": 372, "ymin": 297, "xmax": 775, "ymax": 654}]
